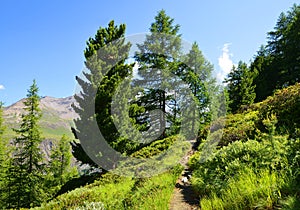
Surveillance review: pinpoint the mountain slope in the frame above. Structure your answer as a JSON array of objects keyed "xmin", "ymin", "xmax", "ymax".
[{"xmin": 3, "ymin": 96, "xmax": 77, "ymax": 140}]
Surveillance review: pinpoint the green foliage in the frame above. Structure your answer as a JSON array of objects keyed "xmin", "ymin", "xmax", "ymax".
[
  {"xmin": 219, "ymin": 110, "xmax": 259, "ymax": 146},
  {"xmin": 0, "ymin": 102, "xmax": 5, "ymax": 139},
  {"xmin": 0, "ymin": 102, "xmax": 8, "ymax": 207},
  {"xmin": 180, "ymin": 42, "xmax": 216, "ymax": 136},
  {"xmin": 133, "ymin": 11, "xmax": 216, "ymax": 140},
  {"xmin": 190, "ymin": 134, "xmax": 289, "ymax": 196},
  {"xmin": 281, "ymin": 196, "xmax": 300, "ymax": 210},
  {"xmin": 36, "ymin": 176, "xmax": 134, "ymax": 210},
  {"xmin": 252, "ymin": 4, "xmax": 300, "ymax": 101},
  {"xmin": 212, "ymin": 83, "xmax": 300, "ymax": 146},
  {"xmin": 255, "ymin": 83, "xmax": 300, "ymax": 134},
  {"xmin": 190, "ymin": 82, "xmax": 300, "ymax": 209},
  {"xmin": 5, "ymin": 80, "xmax": 47, "ymax": 208},
  {"xmin": 130, "ymin": 135, "xmax": 181, "ymax": 158},
  {"xmin": 35, "ymin": 165, "xmax": 183, "ymax": 210},
  {"xmin": 284, "ymin": 131, "xmax": 300, "ymax": 196},
  {"xmin": 71, "ymin": 20, "xmax": 137, "ymax": 166},
  {"xmin": 225, "ymin": 61, "xmax": 256, "ymax": 113},
  {"xmin": 123, "ymin": 165, "xmax": 183, "ymax": 209},
  {"xmin": 106, "ymin": 135, "xmax": 189, "ymax": 178},
  {"xmin": 46, "ymin": 134, "xmax": 78, "ymax": 196},
  {"xmin": 200, "ymin": 168, "xmax": 286, "ymax": 210},
  {"xmin": 133, "ymin": 9, "xmax": 182, "ymax": 138}
]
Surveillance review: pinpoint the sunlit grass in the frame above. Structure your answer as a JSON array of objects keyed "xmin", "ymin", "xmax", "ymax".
[
  {"xmin": 34, "ymin": 164, "xmax": 183, "ymax": 210},
  {"xmin": 200, "ymin": 168, "xmax": 285, "ymax": 210}
]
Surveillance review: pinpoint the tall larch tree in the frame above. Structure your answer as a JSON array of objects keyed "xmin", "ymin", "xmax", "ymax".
[
  {"xmin": 134, "ymin": 10, "xmax": 182, "ymax": 138},
  {"xmin": 181, "ymin": 42, "xmax": 215, "ymax": 136}
]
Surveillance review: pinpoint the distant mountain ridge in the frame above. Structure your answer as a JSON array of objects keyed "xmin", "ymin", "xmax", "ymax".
[{"xmin": 3, "ymin": 96, "xmax": 78, "ymax": 140}]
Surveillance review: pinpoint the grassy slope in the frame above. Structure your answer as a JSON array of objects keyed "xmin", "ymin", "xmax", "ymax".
[
  {"xmin": 34, "ymin": 84, "xmax": 300, "ymax": 209},
  {"xmin": 189, "ymin": 83, "xmax": 300, "ymax": 209},
  {"xmin": 34, "ymin": 136, "xmax": 185, "ymax": 210},
  {"xmin": 34, "ymin": 166, "xmax": 183, "ymax": 210},
  {"xmin": 3, "ymin": 108, "xmax": 74, "ymax": 141}
]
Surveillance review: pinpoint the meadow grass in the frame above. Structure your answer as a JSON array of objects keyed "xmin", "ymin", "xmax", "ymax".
[
  {"xmin": 34, "ymin": 165, "xmax": 183, "ymax": 210},
  {"xmin": 200, "ymin": 168, "xmax": 285, "ymax": 210}
]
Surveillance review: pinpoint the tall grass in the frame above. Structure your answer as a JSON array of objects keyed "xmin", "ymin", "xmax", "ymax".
[
  {"xmin": 126, "ymin": 165, "xmax": 182, "ymax": 209},
  {"xmin": 200, "ymin": 168, "xmax": 285, "ymax": 210},
  {"xmin": 34, "ymin": 165, "xmax": 183, "ymax": 210},
  {"xmin": 35, "ymin": 175, "xmax": 135, "ymax": 210}
]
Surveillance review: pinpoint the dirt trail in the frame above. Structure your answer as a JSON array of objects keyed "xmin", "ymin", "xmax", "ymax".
[{"xmin": 169, "ymin": 142, "xmax": 200, "ymax": 210}]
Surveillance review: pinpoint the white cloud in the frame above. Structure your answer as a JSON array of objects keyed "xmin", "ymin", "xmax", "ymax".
[
  {"xmin": 217, "ymin": 43, "xmax": 234, "ymax": 82},
  {"xmin": 0, "ymin": 85, "xmax": 5, "ymax": 90}
]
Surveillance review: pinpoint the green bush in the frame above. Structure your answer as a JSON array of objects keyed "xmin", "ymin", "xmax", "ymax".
[
  {"xmin": 189, "ymin": 84, "xmax": 300, "ymax": 209},
  {"xmin": 256, "ymin": 83, "xmax": 300, "ymax": 134},
  {"xmin": 200, "ymin": 168, "xmax": 286, "ymax": 210},
  {"xmin": 205, "ymin": 83, "xmax": 300, "ymax": 147},
  {"xmin": 131, "ymin": 135, "xmax": 182, "ymax": 158},
  {"xmin": 34, "ymin": 164, "xmax": 183, "ymax": 210},
  {"xmin": 190, "ymin": 134, "xmax": 289, "ymax": 196},
  {"xmin": 219, "ymin": 111, "xmax": 259, "ymax": 146}
]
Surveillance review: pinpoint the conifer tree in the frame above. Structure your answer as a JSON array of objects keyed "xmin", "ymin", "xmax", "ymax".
[
  {"xmin": 6, "ymin": 80, "xmax": 46, "ymax": 208},
  {"xmin": 181, "ymin": 42, "xmax": 215, "ymax": 134},
  {"xmin": 71, "ymin": 20, "xmax": 135, "ymax": 167},
  {"xmin": 48, "ymin": 134, "xmax": 77, "ymax": 190},
  {"xmin": 225, "ymin": 61, "xmax": 256, "ymax": 113},
  {"xmin": 134, "ymin": 10, "xmax": 182, "ymax": 138},
  {"xmin": 252, "ymin": 4, "xmax": 300, "ymax": 101}
]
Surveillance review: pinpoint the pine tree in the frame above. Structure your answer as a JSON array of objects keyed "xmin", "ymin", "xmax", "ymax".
[
  {"xmin": 71, "ymin": 20, "xmax": 135, "ymax": 167},
  {"xmin": 134, "ymin": 10, "xmax": 182, "ymax": 138},
  {"xmin": 225, "ymin": 61, "xmax": 256, "ymax": 113},
  {"xmin": 6, "ymin": 80, "xmax": 46, "ymax": 208},
  {"xmin": 252, "ymin": 4, "xmax": 300, "ymax": 101},
  {"xmin": 267, "ymin": 4, "xmax": 300, "ymax": 86},
  {"xmin": 49, "ymin": 134, "xmax": 77, "ymax": 187}
]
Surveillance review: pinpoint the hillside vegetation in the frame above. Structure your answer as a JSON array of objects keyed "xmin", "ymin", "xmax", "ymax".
[
  {"xmin": 0, "ymin": 4, "xmax": 299, "ymax": 209},
  {"xmin": 31, "ymin": 83, "xmax": 300, "ymax": 210},
  {"xmin": 189, "ymin": 83, "xmax": 300, "ymax": 209},
  {"xmin": 34, "ymin": 137, "xmax": 184, "ymax": 210}
]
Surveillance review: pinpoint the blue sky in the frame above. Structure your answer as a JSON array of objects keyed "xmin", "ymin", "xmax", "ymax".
[{"xmin": 0, "ymin": 0, "xmax": 297, "ymax": 106}]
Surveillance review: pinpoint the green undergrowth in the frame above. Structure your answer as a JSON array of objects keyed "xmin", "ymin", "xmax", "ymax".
[
  {"xmin": 33, "ymin": 134, "xmax": 185, "ymax": 209},
  {"xmin": 110, "ymin": 135, "xmax": 189, "ymax": 177},
  {"xmin": 200, "ymin": 168, "xmax": 286, "ymax": 210},
  {"xmin": 34, "ymin": 165, "xmax": 183, "ymax": 210},
  {"xmin": 198, "ymin": 83, "xmax": 300, "ymax": 147},
  {"xmin": 131, "ymin": 135, "xmax": 183, "ymax": 158},
  {"xmin": 189, "ymin": 83, "xmax": 300, "ymax": 209}
]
